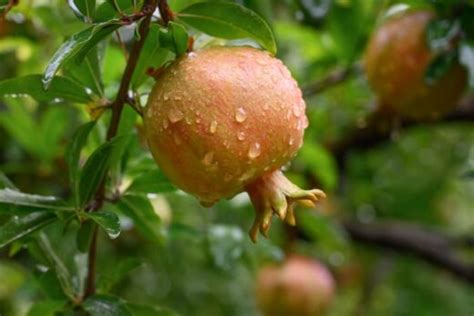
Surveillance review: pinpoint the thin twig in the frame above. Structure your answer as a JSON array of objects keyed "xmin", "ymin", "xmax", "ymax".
[
  {"xmin": 83, "ymin": 0, "xmax": 158, "ymax": 300},
  {"xmin": 0, "ymin": 0, "xmax": 19, "ymax": 20}
]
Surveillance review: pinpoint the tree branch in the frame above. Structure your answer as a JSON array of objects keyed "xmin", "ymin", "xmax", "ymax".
[
  {"xmin": 302, "ymin": 63, "xmax": 362, "ymax": 97},
  {"xmin": 83, "ymin": 0, "xmax": 158, "ymax": 300},
  {"xmin": 342, "ymin": 220, "xmax": 474, "ymax": 283},
  {"xmin": 329, "ymin": 96, "xmax": 474, "ymax": 166}
]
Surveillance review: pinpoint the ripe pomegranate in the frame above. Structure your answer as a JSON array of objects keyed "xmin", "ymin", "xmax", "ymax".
[
  {"xmin": 365, "ymin": 10, "xmax": 467, "ymax": 119},
  {"xmin": 144, "ymin": 46, "xmax": 325, "ymax": 242},
  {"xmin": 256, "ymin": 256, "xmax": 335, "ymax": 316}
]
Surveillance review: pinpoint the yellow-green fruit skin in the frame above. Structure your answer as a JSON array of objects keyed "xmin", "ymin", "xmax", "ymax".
[
  {"xmin": 256, "ymin": 256, "xmax": 335, "ymax": 316},
  {"xmin": 365, "ymin": 10, "xmax": 467, "ymax": 119},
  {"xmin": 144, "ymin": 46, "xmax": 307, "ymax": 204}
]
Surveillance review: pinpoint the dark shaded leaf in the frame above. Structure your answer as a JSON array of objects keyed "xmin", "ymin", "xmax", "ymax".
[
  {"xmin": 0, "ymin": 171, "xmax": 17, "ymax": 190},
  {"xmin": 97, "ymin": 257, "xmax": 143, "ymax": 292},
  {"xmin": 86, "ymin": 211, "xmax": 121, "ymax": 239},
  {"xmin": 116, "ymin": 194, "xmax": 164, "ymax": 244},
  {"xmin": 65, "ymin": 121, "xmax": 96, "ymax": 205},
  {"xmin": 83, "ymin": 295, "xmax": 132, "ymax": 316},
  {"xmin": 0, "ymin": 75, "xmax": 93, "ymax": 103},
  {"xmin": 0, "ymin": 212, "xmax": 57, "ymax": 248},
  {"xmin": 426, "ymin": 18, "xmax": 460, "ymax": 52},
  {"xmin": 425, "ymin": 51, "xmax": 456, "ymax": 85},
  {"xmin": 178, "ymin": 2, "xmax": 276, "ymax": 54},
  {"xmin": 78, "ymin": 135, "xmax": 131, "ymax": 207},
  {"xmin": 69, "ymin": 0, "xmax": 96, "ymax": 22},
  {"xmin": 64, "ymin": 48, "xmax": 104, "ymax": 96},
  {"xmin": 76, "ymin": 220, "xmax": 96, "ymax": 252}
]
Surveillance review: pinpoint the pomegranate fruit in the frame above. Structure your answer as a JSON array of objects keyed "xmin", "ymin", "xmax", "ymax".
[
  {"xmin": 256, "ymin": 256, "xmax": 335, "ymax": 316},
  {"xmin": 365, "ymin": 10, "xmax": 467, "ymax": 119},
  {"xmin": 144, "ymin": 46, "xmax": 325, "ymax": 242}
]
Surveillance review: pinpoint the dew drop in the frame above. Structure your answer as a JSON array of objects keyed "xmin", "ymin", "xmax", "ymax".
[
  {"xmin": 202, "ymin": 152, "xmax": 214, "ymax": 166},
  {"xmin": 248, "ymin": 143, "xmax": 261, "ymax": 159},
  {"xmin": 168, "ymin": 108, "xmax": 184, "ymax": 123},
  {"xmin": 163, "ymin": 93, "xmax": 170, "ymax": 101},
  {"xmin": 188, "ymin": 52, "xmax": 197, "ymax": 59},
  {"xmin": 235, "ymin": 107, "xmax": 247, "ymax": 123},
  {"xmin": 237, "ymin": 131, "xmax": 245, "ymax": 141},
  {"xmin": 163, "ymin": 118, "xmax": 169, "ymax": 129},
  {"xmin": 195, "ymin": 118, "xmax": 201, "ymax": 123},
  {"xmin": 289, "ymin": 137, "xmax": 294, "ymax": 146},
  {"xmin": 174, "ymin": 95, "xmax": 182, "ymax": 100},
  {"xmin": 209, "ymin": 120, "xmax": 218, "ymax": 134}
]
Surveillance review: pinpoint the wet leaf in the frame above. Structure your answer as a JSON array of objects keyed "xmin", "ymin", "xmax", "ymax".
[{"xmin": 178, "ymin": 2, "xmax": 276, "ymax": 54}]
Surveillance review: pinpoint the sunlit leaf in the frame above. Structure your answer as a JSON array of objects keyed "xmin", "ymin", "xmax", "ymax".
[
  {"xmin": 0, "ymin": 75, "xmax": 93, "ymax": 103},
  {"xmin": 43, "ymin": 21, "xmax": 121, "ymax": 88},
  {"xmin": 126, "ymin": 169, "xmax": 176, "ymax": 194},
  {"xmin": 178, "ymin": 2, "xmax": 276, "ymax": 54},
  {"xmin": 0, "ymin": 189, "xmax": 70, "ymax": 211}
]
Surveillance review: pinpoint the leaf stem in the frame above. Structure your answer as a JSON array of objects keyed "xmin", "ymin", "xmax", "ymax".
[{"xmin": 82, "ymin": 0, "xmax": 158, "ymax": 301}]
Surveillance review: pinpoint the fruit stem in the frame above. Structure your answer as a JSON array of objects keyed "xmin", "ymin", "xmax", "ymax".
[{"xmin": 83, "ymin": 0, "xmax": 158, "ymax": 301}]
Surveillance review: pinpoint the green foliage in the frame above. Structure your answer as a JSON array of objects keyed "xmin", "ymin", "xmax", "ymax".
[{"xmin": 0, "ymin": 0, "xmax": 473, "ymax": 315}]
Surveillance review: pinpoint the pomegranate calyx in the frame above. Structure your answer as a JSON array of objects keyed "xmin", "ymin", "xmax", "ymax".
[{"xmin": 245, "ymin": 170, "xmax": 326, "ymax": 242}]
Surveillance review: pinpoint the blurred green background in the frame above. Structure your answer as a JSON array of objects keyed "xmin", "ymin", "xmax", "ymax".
[{"xmin": 1, "ymin": 0, "xmax": 474, "ymax": 315}]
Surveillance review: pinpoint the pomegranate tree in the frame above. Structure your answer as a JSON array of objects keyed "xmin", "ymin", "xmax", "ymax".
[
  {"xmin": 365, "ymin": 10, "xmax": 467, "ymax": 119},
  {"xmin": 144, "ymin": 46, "xmax": 325, "ymax": 241},
  {"xmin": 256, "ymin": 256, "xmax": 335, "ymax": 316}
]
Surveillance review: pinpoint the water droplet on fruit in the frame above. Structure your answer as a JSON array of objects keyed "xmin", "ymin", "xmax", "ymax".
[
  {"xmin": 210, "ymin": 120, "xmax": 218, "ymax": 134},
  {"xmin": 289, "ymin": 137, "xmax": 294, "ymax": 146},
  {"xmin": 237, "ymin": 131, "xmax": 245, "ymax": 141},
  {"xmin": 164, "ymin": 93, "xmax": 170, "ymax": 101},
  {"xmin": 188, "ymin": 52, "xmax": 197, "ymax": 59},
  {"xmin": 163, "ymin": 119, "xmax": 169, "ymax": 129},
  {"xmin": 202, "ymin": 152, "xmax": 214, "ymax": 166},
  {"xmin": 174, "ymin": 95, "xmax": 182, "ymax": 100},
  {"xmin": 248, "ymin": 143, "xmax": 261, "ymax": 159},
  {"xmin": 235, "ymin": 107, "xmax": 247, "ymax": 123},
  {"xmin": 168, "ymin": 108, "xmax": 184, "ymax": 123}
]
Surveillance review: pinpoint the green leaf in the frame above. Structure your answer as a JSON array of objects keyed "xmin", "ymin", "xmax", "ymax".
[
  {"xmin": 116, "ymin": 194, "xmax": 164, "ymax": 244},
  {"xmin": 27, "ymin": 300, "xmax": 65, "ymax": 316},
  {"xmin": 126, "ymin": 303, "xmax": 180, "ymax": 316},
  {"xmin": 43, "ymin": 21, "xmax": 121, "ymax": 88},
  {"xmin": 132, "ymin": 25, "xmax": 172, "ymax": 88},
  {"xmin": 298, "ymin": 142, "xmax": 338, "ymax": 191},
  {"xmin": 95, "ymin": 0, "xmax": 142, "ymax": 22},
  {"xmin": 426, "ymin": 18, "xmax": 460, "ymax": 52},
  {"xmin": 64, "ymin": 48, "xmax": 104, "ymax": 96},
  {"xmin": 65, "ymin": 121, "xmax": 96, "ymax": 205},
  {"xmin": 126, "ymin": 169, "xmax": 176, "ymax": 194},
  {"xmin": 0, "ymin": 75, "xmax": 93, "ymax": 103},
  {"xmin": 84, "ymin": 295, "xmax": 132, "ymax": 316},
  {"xmin": 459, "ymin": 41, "xmax": 474, "ymax": 88},
  {"xmin": 69, "ymin": 0, "xmax": 97, "ymax": 22},
  {"xmin": 78, "ymin": 135, "xmax": 131, "ymax": 207},
  {"xmin": 169, "ymin": 22, "xmax": 189, "ymax": 56},
  {"xmin": 0, "ymin": 212, "xmax": 57, "ymax": 248},
  {"xmin": 76, "ymin": 220, "xmax": 96, "ymax": 252},
  {"xmin": 425, "ymin": 51, "xmax": 456, "ymax": 85},
  {"xmin": 0, "ymin": 189, "xmax": 70, "ymax": 211},
  {"xmin": 86, "ymin": 211, "xmax": 121, "ymax": 239},
  {"xmin": 37, "ymin": 232, "xmax": 78, "ymax": 300},
  {"xmin": 177, "ymin": 2, "xmax": 276, "ymax": 54},
  {"xmin": 97, "ymin": 257, "xmax": 142, "ymax": 292},
  {"xmin": 462, "ymin": 170, "xmax": 474, "ymax": 179},
  {"xmin": 0, "ymin": 171, "xmax": 17, "ymax": 190}
]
